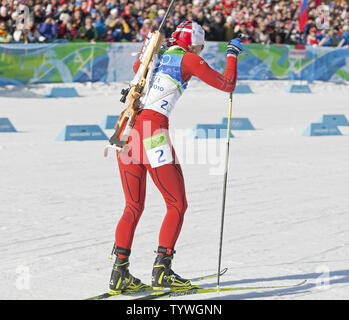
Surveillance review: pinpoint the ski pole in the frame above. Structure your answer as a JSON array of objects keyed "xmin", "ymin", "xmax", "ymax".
[
  {"xmin": 217, "ymin": 91, "xmax": 233, "ymax": 291},
  {"xmin": 109, "ymin": 242, "xmax": 115, "ymax": 261}
]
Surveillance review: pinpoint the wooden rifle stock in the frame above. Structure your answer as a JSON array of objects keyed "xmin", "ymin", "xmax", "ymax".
[{"xmin": 108, "ymin": 31, "xmax": 164, "ymax": 151}]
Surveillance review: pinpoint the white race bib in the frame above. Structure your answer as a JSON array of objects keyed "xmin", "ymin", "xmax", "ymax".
[
  {"xmin": 143, "ymin": 132, "xmax": 173, "ymax": 168},
  {"xmin": 141, "ymin": 72, "xmax": 182, "ymax": 117}
]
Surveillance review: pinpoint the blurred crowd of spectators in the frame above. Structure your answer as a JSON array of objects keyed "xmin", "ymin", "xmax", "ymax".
[{"xmin": 0, "ymin": 0, "xmax": 348, "ymax": 46}]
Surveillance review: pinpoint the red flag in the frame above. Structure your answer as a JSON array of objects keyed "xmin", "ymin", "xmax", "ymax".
[
  {"xmin": 315, "ymin": 0, "xmax": 322, "ymax": 7},
  {"xmin": 299, "ymin": 0, "xmax": 308, "ymax": 33},
  {"xmin": 83, "ymin": 0, "xmax": 94, "ymax": 13}
]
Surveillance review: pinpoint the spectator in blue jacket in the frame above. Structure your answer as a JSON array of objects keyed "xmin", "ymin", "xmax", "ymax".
[
  {"xmin": 340, "ymin": 25, "xmax": 349, "ymax": 46},
  {"xmin": 39, "ymin": 17, "xmax": 58, "ymax": 42},
  {"xmin": 92, "ymin": 10, "xmax": 106, "ymax": 37}
]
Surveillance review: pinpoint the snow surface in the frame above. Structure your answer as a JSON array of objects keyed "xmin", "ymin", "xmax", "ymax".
[{"xmin": 1, "ymin": 80, "xmax": 349, "ymax": 300}]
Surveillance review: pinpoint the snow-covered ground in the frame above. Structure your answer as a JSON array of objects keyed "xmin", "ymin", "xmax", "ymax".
[{"xmin": 1, "ymin": 80, "xmax": 349, "ymax": 300}]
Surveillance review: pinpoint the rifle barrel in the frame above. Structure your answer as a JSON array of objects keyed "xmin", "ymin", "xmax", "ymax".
[{"xmin": 158, "ymin": 0, "xmax": 176, "ymax": 32}]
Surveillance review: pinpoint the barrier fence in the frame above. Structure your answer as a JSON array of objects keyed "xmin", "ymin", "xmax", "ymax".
[{"xmin": 0, "ymin": 42, "xmax": 348, "ymax": 86}]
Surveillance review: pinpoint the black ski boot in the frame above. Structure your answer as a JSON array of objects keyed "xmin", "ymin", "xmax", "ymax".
[
  {"xmin": 109, "ymin": 256, "xmax": 147, "ymax": 292},
  {"xmin": 152, "ymin": 247, "xmax": 191, "ymax": 289}
]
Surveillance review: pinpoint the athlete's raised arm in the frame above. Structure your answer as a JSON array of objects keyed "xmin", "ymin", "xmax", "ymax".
[
  {"xmin": 181, "ymin": 52, "xmax": 237, "ymax": 92},
  {"xmin": 181, "ymin": 37, "xmax": 242, "ymax": 92}
]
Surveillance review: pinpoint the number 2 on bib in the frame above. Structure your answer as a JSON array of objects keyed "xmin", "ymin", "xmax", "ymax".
[
  {"xmin": 155, "ymin": 149, "xmax": 165, "ymax": 164},
  {"xmin": 160, "ymin": 100, "xmax": 168, "ymax": 111}
]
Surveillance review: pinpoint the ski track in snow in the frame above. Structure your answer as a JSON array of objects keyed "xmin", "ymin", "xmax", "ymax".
[{"xmin": 0, "ymin": 80, "xmax": 349, "ymax": 300}]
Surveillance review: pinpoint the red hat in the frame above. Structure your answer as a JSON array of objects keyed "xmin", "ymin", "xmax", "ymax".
[{"xmin": 171, "ymin": 20, "xmax": 205, "ymax": 50}]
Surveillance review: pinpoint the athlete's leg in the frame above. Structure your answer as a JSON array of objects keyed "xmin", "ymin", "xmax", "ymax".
[
  {"xmin": 146, "ymin": 160, "xmax": 188, "ymax": 250},
  {"xmin": 109, "ymin": 122, "xmax": 149, "ymax": 291},
  {"xmin": 147, "ymin": 159, "xmax": 190, "ymax": 288},
  {"xmin": 114, "ymin": 154, "xmax": 147, "ymax": 258}
]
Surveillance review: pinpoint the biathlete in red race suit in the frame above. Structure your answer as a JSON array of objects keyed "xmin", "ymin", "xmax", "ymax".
[{"xmin": 109, "ymin": 20, "xmax": 243, "ymax": 292}]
